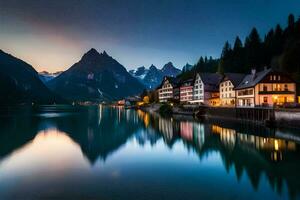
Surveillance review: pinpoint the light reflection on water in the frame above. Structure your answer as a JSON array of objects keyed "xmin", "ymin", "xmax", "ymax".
[{"xmin": 0, "ymin": 106, "xmax": 299, "ymax": 200}]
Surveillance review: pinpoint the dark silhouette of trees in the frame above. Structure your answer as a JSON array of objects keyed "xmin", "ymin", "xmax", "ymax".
[{"xmin": 179, "ymin": 14, "xmax": 300, "ymax": 81}]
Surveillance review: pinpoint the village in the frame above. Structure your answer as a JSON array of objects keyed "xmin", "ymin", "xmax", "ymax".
[
  {"xmin": 115, "ymin": 67, "xmax": 300, "ymax": 128},
  {"xmin": 157, "ymin": 67, "xmax": 297, "ymax": 108}
]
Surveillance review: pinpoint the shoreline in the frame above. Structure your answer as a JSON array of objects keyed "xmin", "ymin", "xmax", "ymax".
[{"xmin": 140, "ymin": 104, "xmax": 300, "ymax": 129}]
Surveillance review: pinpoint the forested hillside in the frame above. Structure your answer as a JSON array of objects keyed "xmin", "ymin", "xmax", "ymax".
[{"xmin": 179, "ymin": 14, "xmax": 300, "ymax": 81}]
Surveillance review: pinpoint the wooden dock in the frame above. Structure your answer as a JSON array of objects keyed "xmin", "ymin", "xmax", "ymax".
[
  {"xmin": 201, "ymin": 106, "xmax": 275, "ymax": 125},
  {"xmin": 236, "ymin": 107, "xmax": 275, "ymax": 123}
]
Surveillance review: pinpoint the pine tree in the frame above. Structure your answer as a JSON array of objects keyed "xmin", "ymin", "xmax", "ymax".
[
  {"xmin": 232, "ymin": 36, "xmax": 246, "ymax": 72},
  {"xmin": 245, "ymin": 27, "xmax": 263, "ymax": 70},
  {"xmin": 233, "ymin": 36, "xmax": 243, "ymax": 51},
  {"xmin": 288, "ymin": 14, "xmax": 295, "ymax": 28},
  {"xmin": 219, "ymin": 41, "xmax": 232, "ymax": 72}
]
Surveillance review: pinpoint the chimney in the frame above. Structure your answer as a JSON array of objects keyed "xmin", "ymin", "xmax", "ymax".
[{"xmin": 251, "ymin": 68, "xmax": 256, "ymax": 80}]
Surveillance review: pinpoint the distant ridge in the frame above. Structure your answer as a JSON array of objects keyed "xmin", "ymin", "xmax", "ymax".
[
  {"xmin": 129, "ymin": 62, "xmax": 181, "ymax": 89},
  {"xmin": 39, "ymin": 71, "xmax": 63, "ymax": 83}
]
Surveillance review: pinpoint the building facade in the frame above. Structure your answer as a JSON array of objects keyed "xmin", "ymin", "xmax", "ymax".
[
  {"xmin": 220, "ymin": 73, "xmax": 245, "ymax": 107},
  {"xmin": 236, "ymin": 69, "xmax": 296, "ymax": 107},
  {"xmin": 190, "ymin": 73, "xmax": 204, "ymax": 104},
  {"xmin": 180, "ymin": 79, "xmax": 194, "ymax": 103},
  {"xmin": 209, "ymin": 91, "xmax": 220, "ymax": 106},
  {"xmin": 158, "ymin": 77, "xmax": 178, "ymax": 103},
  {"xmin": 201, "ymin": 73, "xmax": 223, "ymax": 106}
]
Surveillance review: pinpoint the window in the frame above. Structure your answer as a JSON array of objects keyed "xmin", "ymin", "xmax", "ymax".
[
  {"xmin": 270, "ymin": 76, "xmax": 272, "ymax": 81},
  {"xmin": 263, "ymin": 85, "xmax": 267, "ymax": 92},
  {"xmin": 263, "ymin": 97, "xmax": 268, "ymax": 103},
  {"xmin": 284, "ymin": 84, "xmax": 288, "ymax": 91},
  {"xmin": 278, "ymin": 76, "xmax": 281, "ymax": 81},
  {"xmin": 273, "ymin": 75, "xmax": 276, "ymax": 81}
]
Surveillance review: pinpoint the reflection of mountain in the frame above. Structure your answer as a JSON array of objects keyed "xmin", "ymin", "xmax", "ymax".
[
  {"xmin": 44, "ymin": 106, "xmax": 142, "ymax": 163},
  {"xmin": 138, "ymin": 111, "xmax": 300, "ymax": 198},
  {"xmin": 2, "ymin": 107, "xmax": 300, "ymax": 198},
  {"xmin": 0, "ymin": 114, "xmax": 42, "ymax": 159},
  {"xmin": 0, "ymin": 106, "xmax": 142, "ymax": 165}
]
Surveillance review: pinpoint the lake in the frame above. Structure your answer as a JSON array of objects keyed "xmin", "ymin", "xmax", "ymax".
[{"xmin": 0, "ymin": 105, "xmax": 300, "ymax": 200}]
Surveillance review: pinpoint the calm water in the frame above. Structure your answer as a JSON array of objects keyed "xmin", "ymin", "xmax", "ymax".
[{"xmin": 0, "ymin": 105, "xmax": 300, "ymax": 200}]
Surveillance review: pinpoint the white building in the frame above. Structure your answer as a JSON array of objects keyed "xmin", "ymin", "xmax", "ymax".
[
  {"xmin": 157, "ymin": 76, "xmax": 178, "ymax": 103},
  {"xmin": 235, "ymin": 68, "xmax": 296, "ymax": 107},
  {"xmin": 219, "ymin": 73, "xmax": 245, "ymax": 107},
  {"xmin": 190, "ymin": 73, "xmax": 222, "ymax": 105},
  {"xmin": 191, "ymin": 73, "xmax": 204, "ymax": 104}
]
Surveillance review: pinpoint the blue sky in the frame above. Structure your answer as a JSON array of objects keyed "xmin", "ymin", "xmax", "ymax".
[{"xmin": 0, "ymin": 0, "xmax": 299, "ymax": 72}]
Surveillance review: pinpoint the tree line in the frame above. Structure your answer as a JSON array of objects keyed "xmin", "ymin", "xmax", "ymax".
[{"xmin": 179, "ymin": 14, "xmax": 300, "ymax": 81}]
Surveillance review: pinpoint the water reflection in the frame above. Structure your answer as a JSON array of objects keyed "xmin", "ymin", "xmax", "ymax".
[
  {"xmin": 0, "ymin": 106, "xmax": 300, "ymax": 199},
  {"xmin": 137, "ymin": 111, "xmax": 300, "ymax": 199}
]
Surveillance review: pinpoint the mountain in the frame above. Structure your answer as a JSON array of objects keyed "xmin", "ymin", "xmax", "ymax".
[
  {"xmin": 129, "ymin": 62, "xmax": 181, "ymax": 89},
  {"xmin": 39, "ymin": 71, "xmax": 63, "ymax": 83},
  {"xmin": 47, "ymin": 48, "xmax": 145, "ymax": 102},
  {"xmin": 128, "ymin": 66, "xmax": 148, "ymax": 80},
  {"xmin": 182, "ymin": 63, "xmax": 193, "ymax": 72},
  {"xmin": 0, "ymin": 50, "xmax": 61, "ymax": 105},
  {"xmin": 142, "ymin": 65, "xmax": 164, "ymax": 89},
  {"xmin": 161, "ymin": 62, "xmax": 181, "ymax": 77}
]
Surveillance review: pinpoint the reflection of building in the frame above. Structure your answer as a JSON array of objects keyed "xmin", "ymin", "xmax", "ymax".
[
  {"xmin": 236, "ymin": 68, "xmax": 296, "ymax": 107},
  {"xmin": 158, "ymin": 117, "xmax": 178, "ymax": 141},
  {"xmin": 211, "ymin": 124, "xmax": 297, "ymax": 162},
  {"xmin": 219, "ymin": 73, "xmax": 245, "ymax": 107},
  {"xmin": 180, "ymin": 121, "xmax": 193, "ymax": 141},
  {"xmin": 193, "ymin": 123, "xmax": 205, "ymax": 148},
  {"xmin": 137, "ymin": 110, "xmax": 150, "ymax": 127}
]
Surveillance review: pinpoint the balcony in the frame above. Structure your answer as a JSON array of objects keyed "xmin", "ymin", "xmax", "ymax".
[{"xmin": 258, "ymin": 90, "xmax": 295, "ymax": 95}]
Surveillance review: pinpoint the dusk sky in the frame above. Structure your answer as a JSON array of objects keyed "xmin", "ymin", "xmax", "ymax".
[{"xmin": 0, "ymin": 0, "xmax": 299, "ymax": 72}]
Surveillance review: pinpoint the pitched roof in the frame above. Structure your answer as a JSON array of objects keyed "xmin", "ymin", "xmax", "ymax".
[
  {"xmin": 180, "ymin": 78, "xmax": 194, "ymax": 87},
  {"xmin": 223, "ymin": 73, "xmax": 246, "ymax": 87},
  {"xmin": 156, "ymin": 76, "xmax": 179, "ymax": 89},
  {"xmin": 235, "ymin": 68, "xmax": 272, "ymax": 90},
  {"xmin": 199, "ymin": 73, "xmax": 223, "ymax": 85},
  {"xmin": 195, "ymin": 73, "xmax": 223, "ymax": 92}
]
